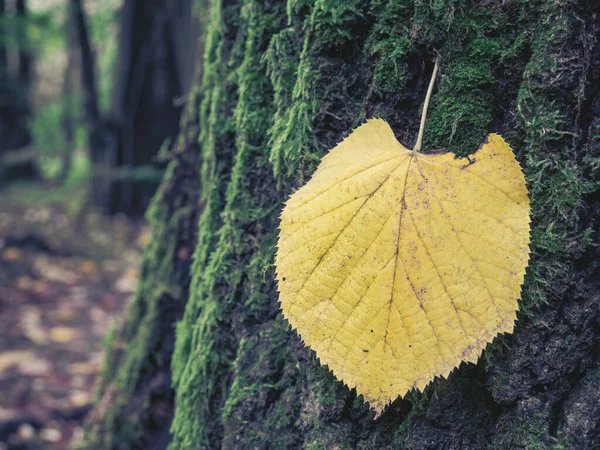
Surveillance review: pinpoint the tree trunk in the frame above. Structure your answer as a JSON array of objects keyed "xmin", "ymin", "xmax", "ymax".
[
  {"xmin": 0, "ymin": 0, "xmax": 36, "ymax": 181},
  {"xmin": 69, "ymin": 0, "xmax": 99, "ymax": 127},
  {"xmin": 72, "ymin": 0, "xmax": 199, "ymax": 214},
  {"xmin": 83, "ymin": 0, "xmax": 600, "ymax": 449},
  {"xmin": 15, "ymin": 0, "xmax": 31, "ymax": 92},
  {"xmin": 94, "ymin": 0, "xmax": 198, "ymax": 214}
]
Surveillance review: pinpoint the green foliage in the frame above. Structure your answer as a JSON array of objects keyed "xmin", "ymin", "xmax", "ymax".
[
  {"xmin": 0, "ymin": 9, "xmax": 63, "ymax": 52},
  {"xmin": 87, "ymin": 1, "xmax": 120, "ymax": 110},
  {"xmin": 0, "ymin": 179, "xmax": 87, "ymax": 217},
  {"xmin": 64, "ymin": 153, "xmax": 92, "ymax": 186},
  {"xmin": 22, "ymin": 1, "xmax": 119, "ymax": 181},
  {"xmin": 29, "ymin": 98, "xmax": 87, "ymax": 178}
]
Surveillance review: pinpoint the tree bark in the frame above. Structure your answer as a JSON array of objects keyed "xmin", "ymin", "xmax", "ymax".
[
  {"xmin": 0, "ymin": 0, "xmax": 35, "ymax": 181},
  {"xmin": 69, "ymin": 0, "xmax": 99, "ymax": 126},
  {"xmin": 83, "ymin": 0, "xmax": 600, "ymax": 449},
  {"xmin": 15, "ymin": 0, "xmax": 31, "ymax": 91},
  {"xmin": 85, "ymin": 0, "xmax": 200, "ymax": 214}
]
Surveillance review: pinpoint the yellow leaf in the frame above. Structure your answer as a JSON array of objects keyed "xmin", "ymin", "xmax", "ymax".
[
  {"xmin": 276, "ymin": 119, "xmax": 530, "ymax": 413},
  {"xmin": 49, "ymin": 326, "xmax": 80, "ymax": 343},
  {"xmin": 69, "ymin": 390, "xmax": 92, "ymax": 407},
  {"xmin": 136, "ymin": 227, "xmax": 153, "ymax": 248},
  {"xmin": 1, "ymin": 247, "xmax": 22, "ymax": 261},
  {"xmin": 0, "ymin": 351, "xmax": 36, "ymax": 372},
  {"xmin": 68, "ymin": 361, "xmax": 100, "ymax": 375},
  {"xmin": 79, "ymin": 260, "xmax": 99, "ymax": 275}
]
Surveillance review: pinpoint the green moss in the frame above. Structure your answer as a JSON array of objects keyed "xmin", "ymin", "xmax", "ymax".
[
  {"xmin": 264, "ymin": 26, "xmax": 304, "ymax": 183},
  {"xmin": 269, "ymin": 0, "xmax": 366, "ymax": 182},
  {"xmin": 424, "ymin": 58, "xmax": 494, "ymax": 154},
  {"xmin": 267, "ymin": 13, "xmax": 318, "ymax": 181},
  {"xmin": 524, "ymin": 435, "xmax": 570, "ymax": 450},
  {"xmin": 95, "ymin": 322, "xmax": 116, "ymax": 398},
  {"xmin": 170, "ymin": 0, "xmax": 290, "ymax": 447},
  {"xmin": 311, "ymin": 0, "xmax": 364, "ymax": 47},
  {"xmin": 492, "ymin": 409, "xmax": 573, "ymax": 450},
  {"xmin": 365, "ymin": 1, "xmax": 414, "ymax": 95},
  {"xmin": 171, "ymin": 0, "xmax": 391, "ymax": 446},
  {"xmin": 514, "ymin": 3, "xmax": 592, "ymax": 316},
  {"xmin": 170, "ymin": 30, "xmax": 245, "ymax": 450},
  {"xmin": 304, "ymin": 442, "xmax": 327, "ymax": 450},
  {"xmin": 413, "ymin": 2, "xmax": 508, "ymax": 154},
  {"xmin": 221, "ymin": 320, "xmax": 301, "ymax": 449}
]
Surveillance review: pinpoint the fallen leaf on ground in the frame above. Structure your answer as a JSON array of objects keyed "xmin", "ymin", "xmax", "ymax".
[
  {"xmin": 15, "ymin": 276, "xmax": 33, "ymax": 290},
  {"xmin": 69, "ymin": 390, "xmax": 91, "ymax": 407},
  {"xmin": 21, "ymin": 307, "xmax": 48, "ymax": 344},
  {"xmin": 40, "ymin": 427, "xmax": 61, "ymax": 442},
  {"xmin": 49, "ymin": 326, "xmax": 80, "ymax": 343},
  {"xmin": 1, "ymin": 247, "xmax": 22, "ymax": 260},
  {"xmin": 68, "ymin": 360, "xmax": 100, "ymax": 375},
  {"xmin": 56, "ymin": 306, "xmax": 76, "ymax": 322},
  {"xmin": 0, "ymin": 350, "xmax": 36, "ymax": 372},
  {"xmin": 19, "ymin": 357, "xmax": 53, "ymax": 376},
  {"xmin": 32, "ymin": 279, "xmax": 51, "ymax": 294},
  {"xmin": 115, "ymin": 268, "xmax": 139, "ymax": 293},
  {"xmin": 34, "ymin": 257, "xmax": 78, "ymax": 284},
  {"xmin": 17, "ymin": 423, "xmax": 36, "ymax": 439},
  {"xmin": 78, "ymin": 260, "xmax": 99, "ymax": 275},
  {"xmin": 135, "ymin": 228, "xmax": 152, "ymax": 248}
]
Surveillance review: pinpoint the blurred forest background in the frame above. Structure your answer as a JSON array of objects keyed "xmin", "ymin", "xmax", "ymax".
[{"xmin": 0, "ymin": 0, "xmax": 198, "ymax": 448}]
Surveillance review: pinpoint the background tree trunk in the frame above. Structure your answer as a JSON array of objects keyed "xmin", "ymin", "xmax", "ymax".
[
  {"xmin": 93, "ymin": 0, "xmax": 200, "ymax": 214},
  {"xmin": 15, "ymin": 0, "xmax": 31, "ymax": 94},
  {"xmin": 0, "ymin": 0, "xmax": 36, "ymax": 181},
  {"xmin": 83, "ymin": 0, "xmax": 600, "ymax": 448},
  {"xmin": 71, "ymin": 0, "xmax": 201, "ymax": 214},
  {"xmin": 0, "ymin": 0, "xmax": 6, "ymax": 68}
]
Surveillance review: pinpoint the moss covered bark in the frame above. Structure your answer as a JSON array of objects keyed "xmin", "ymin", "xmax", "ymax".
[
  {"xmin": 85, "ymin": 0, "xmax": 600, "ymax": 448},
  {"xmin": 79, "ymin": 73, "xmax": 205, "ymax": 450}
]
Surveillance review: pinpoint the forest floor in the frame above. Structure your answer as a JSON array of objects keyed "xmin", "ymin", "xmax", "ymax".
[{"xmin": 0, "ymin": 181, "xmax": 149, "ymax": 450}]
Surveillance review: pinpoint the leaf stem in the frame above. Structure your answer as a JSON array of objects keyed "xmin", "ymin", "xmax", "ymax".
[{"xmin": 413, "ymin": 59, "xmax": 439, "ymax": 153}]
